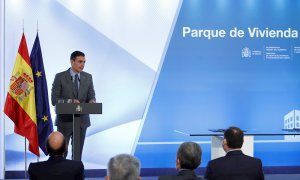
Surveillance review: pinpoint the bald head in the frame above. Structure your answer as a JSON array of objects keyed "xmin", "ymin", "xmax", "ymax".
[{"xmin": 46, "ymin": 131, "xmax": 66, "ymax": 156}]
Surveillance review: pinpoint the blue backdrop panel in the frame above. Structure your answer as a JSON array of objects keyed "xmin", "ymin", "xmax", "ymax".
[{"xmin": 136, "ymin": 0, "xmax": 300, "ymax": 168}]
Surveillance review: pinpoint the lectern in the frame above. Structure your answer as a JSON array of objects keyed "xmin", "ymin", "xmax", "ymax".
[{"xmin": 55, "ymin": 103, "xmax": 102, "ymax": 160}]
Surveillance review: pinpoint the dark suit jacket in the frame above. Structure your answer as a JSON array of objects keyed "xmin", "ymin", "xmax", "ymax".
[
  {"xmin": 159, "ymin": 169, "xmax": 206, "ymax": 180},
  {"xmin": 28, "ymin": 156, "xmax": 84, "ymax": 180},
  {"xmin": 51, "ymin": 69, "xmax": 96, "ymax": 128},
  {"xmin": 205, "ymin": 150, "xmax": 264, "ymax": 180}
]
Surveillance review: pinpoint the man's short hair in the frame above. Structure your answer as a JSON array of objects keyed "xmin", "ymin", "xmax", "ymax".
[
  {"xmin": 177, "ymin": 142, "xmax": 201, "ymax": 170},
  {"xmin": 46, "ymin": 138, "xmax": 66, "ymax": 156},
  {"xmin": 224, "ymin": 126, "xmax": 244, "ymax": 149},
  {"xmin": 107, "ymin": 154, "xmax": 140, "ymax": 180},
  {"xmin": 70, "ymin": 51, "xmax": 85, "ymax": 61}
]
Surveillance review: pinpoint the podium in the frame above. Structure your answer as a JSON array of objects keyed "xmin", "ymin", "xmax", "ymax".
[
  {"xmin": 211, "ymin": 136, "xmax": 254, "ymax": 159},
  {"xmin": 55, "ymin": 103, "xmax": 102, "ymax": 161}
]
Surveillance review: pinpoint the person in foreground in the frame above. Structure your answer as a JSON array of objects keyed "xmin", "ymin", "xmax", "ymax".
[
  {"xmin": 51, "ymin": 50, "xmax": 96, "ymax": 159},
  {"xmin": 159, "ymin": 142, "xmax": 205, "ymax": 180},
  {"xmin": 28, "ymin": 131, "xmax": 84, "ymax": 180},
  {"xmin": 106, "ymin": 154, "xmax": 141, "ymax": 180},
  {"xmin": 205, "ymin": 126, "xmax": 264, "ymax": 180}
]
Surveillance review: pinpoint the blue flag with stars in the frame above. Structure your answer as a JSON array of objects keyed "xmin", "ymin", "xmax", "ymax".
[{"xmin": 30, "ymin": 33, "xmax": 53, "ymax": 155}]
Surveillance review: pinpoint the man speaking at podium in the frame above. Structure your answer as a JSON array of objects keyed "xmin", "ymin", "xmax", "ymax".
[{"xmin": 51, "ymin": 51, "xmax": 96, "ymax": 160}]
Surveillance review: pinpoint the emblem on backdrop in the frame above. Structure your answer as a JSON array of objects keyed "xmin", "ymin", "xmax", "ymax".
[{"xmin": 242, "ymin": 47, "xmax": 252, "ymax": 58}]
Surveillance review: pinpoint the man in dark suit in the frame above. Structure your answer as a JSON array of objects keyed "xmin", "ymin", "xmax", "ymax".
[
  {"xmin": 205, "ymin": 127, "xmax": 264, "ymax": 180},
  {"xmin": 51, "ymin": 50, "xmax": 96, "ymax": 159},
  {"xmin": 159, "ymin": 142, "xmax": 205, "ymax": 180},
  {"xmin": 28, "ymin": 131, "xmax": 84, "ymax": 180}
]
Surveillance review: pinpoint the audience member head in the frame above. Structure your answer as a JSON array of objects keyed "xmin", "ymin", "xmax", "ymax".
[
  {"xmin": 106, "ymin": 154, "xmax": 141, "ymax": 180},
  {"xmin": 46, "ymin": 131, "xmax": 67, "ymax": 157},
  {"xmin": 176, "ymin": 142, "xmax": 202, "ymax": 170},
  {"xmin": 223, "ymin": 126, "xmax": 244, "ymax": 152}
]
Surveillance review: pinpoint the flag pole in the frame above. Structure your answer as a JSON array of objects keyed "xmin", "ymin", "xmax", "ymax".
[
  {"xmin": 24, "ymin": 138, "xmax": 27, "ymax": 179},
  {"xmin": 36, "ymin": 20, "xmax": 40, "ymax": 164},
  {"xmin": 22, "ymin": 21, "xmax": 28, "ymax": 179}
]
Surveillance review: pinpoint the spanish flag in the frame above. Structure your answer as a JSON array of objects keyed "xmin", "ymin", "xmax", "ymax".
[{"xmin": 4, "ymin": 33, "xmax": 40, "ymax": 157}]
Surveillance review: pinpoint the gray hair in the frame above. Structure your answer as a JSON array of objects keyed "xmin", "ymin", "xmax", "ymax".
[
  {"xmin": 177, "ymin": 142, "xmax": 202, "ymax": 170},
  {"xmin": 107, "ymin": 154, "xmax": 141, "ymax": 180}
]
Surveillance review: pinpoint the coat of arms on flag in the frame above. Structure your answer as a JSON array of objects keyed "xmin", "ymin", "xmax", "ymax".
[{"xmin": 10, "ymin": 72, "xmax": 34, "ymax": 101}]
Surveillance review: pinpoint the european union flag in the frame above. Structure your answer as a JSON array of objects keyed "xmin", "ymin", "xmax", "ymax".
[{"xmin": 30, "ymin": 33, "xmax": 54, "ymax": 155}]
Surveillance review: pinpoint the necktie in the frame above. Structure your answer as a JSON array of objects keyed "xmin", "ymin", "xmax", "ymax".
[{"xmin": 74, "ymin": 74, "xmax": 79, "ymax": 98}]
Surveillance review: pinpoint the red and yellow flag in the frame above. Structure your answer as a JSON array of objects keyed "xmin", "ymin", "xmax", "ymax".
[{"xmin": 4, "ymin": 33, "xmax": 40, "ymax": 157}]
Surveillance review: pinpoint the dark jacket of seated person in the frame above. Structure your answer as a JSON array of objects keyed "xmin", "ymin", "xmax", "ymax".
[
  {"xmin": 159, "ymin": 142, "xmax": 205, "ymax": 180},
  {"xmin": 28, "ymin": 131, "xmax": 84, "ymax": 180},
  {"xmin": 205, "ymin": 150, "xmax": 263, "ymax": 180}
]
